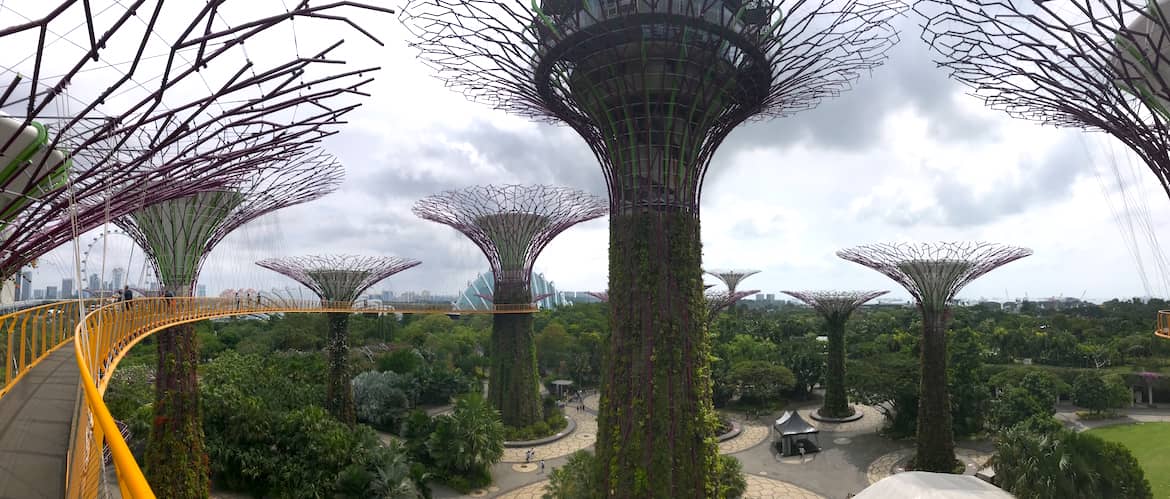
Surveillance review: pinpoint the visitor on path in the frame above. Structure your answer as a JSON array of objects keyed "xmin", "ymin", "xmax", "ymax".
[
  {"xmin": 525, "ymin": 449, "xmax": 531, "ymax": 463},
  {"xmin": 121, "ymin": 286, "xmax": 134, "ymax": 310},
  {"xmin": 164, "ymin": 290, "xmax": 175, "ymax": 311},
  {"xmin": 234, "ymin": 291, "xmax": 240, "ymax": 309},
  {"xmin": 539, "ymin": 459, "xmax": 545, "ymax": 473}
]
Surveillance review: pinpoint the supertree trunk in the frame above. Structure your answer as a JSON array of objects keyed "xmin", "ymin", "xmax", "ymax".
[
  {"xmin": 821, "ymin": 318, "xmax": 852, "ymax": 419},
  {"xmin": 144, "ymin": 321, "xmax": 209, "ymax": 498},
  {"xmin": 598, "ymin": 210, "xmax": 716, "ymax": 498},
  {"xmin": 488, "ymin": 281, "xmax": 542, "ymax": 427},
  {"xmin": 326, "ymin": 312, "xmax": 356, "ymax": 426},
  {"xmin": 915, "ymin": 308, "xmax": 955, "ymax": 472}
]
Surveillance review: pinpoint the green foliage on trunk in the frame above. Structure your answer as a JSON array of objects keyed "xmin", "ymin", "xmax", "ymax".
[
  {"xmin": 144, "ymin": 322, "xmax": 210, "ymax": 498},
  {"xmin": 326, "ymin": 312, "xmax": 356, "ymax": 425},
  {"xmin": 488, "ymin": 281, "xmax": 542, "ymax": 427},
  {"xmin": 914, "ymin": 309, "xmax": 956, "ymax": 472},
  {"xmin": 596, "ymin": 211, "xmax": 718, "ymax": 498},
  {"xmin": 820, "ymin": 318, "xmax": 851, "ymax": 418}
]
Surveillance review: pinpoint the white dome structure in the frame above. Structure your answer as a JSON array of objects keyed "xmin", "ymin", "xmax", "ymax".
[
  {"xmin": 456, "ymin": 270, "xmax": 569, "ymax": 310},
  {"xmin": 854, "ymin": 472, "xmax": 1013, "ymax": 499}
]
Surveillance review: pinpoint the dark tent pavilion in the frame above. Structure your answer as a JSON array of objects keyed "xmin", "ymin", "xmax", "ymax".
[{"xmin": 773, "ymin": 411, "xmax": 821, "ymax": 457}]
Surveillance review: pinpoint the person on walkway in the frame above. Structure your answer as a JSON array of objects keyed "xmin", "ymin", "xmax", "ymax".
[
  {"xmin": 121, "ymin": 286, "xmax": 134, "ymax": 310},
  {"xmin": 163, "ymin": 290, "xmax": 175, "ymax": 312},
  {"xmin": 539, "ymin": 459, "xmax": 545, "ymax": 473},
  {"xmin": 235, "ymin": 291, "xmax": 241, "ymax": 309},
  {"xmin": 525, "ymin": 449, "xmax": 531, "ymax": 463}
]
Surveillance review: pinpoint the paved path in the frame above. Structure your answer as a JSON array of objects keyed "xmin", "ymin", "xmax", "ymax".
[
  {"xmin": 1056, "ymin": 407, "xmax": 1170, "ymax": 432},
  {"xmin": 496, "ymin": 476, "xmax": 823, "ymax": 499},
  {"xmin": 0, "ymin": 343, "xmax": 80, "ymax": 499}
]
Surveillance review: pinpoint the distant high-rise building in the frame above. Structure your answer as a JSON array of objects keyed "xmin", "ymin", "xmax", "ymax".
[
  {"xmin": 19, "ymin": 271, "xmax": 32, "ymax": 301},
  {"xmin": 197, "ymin": 284, "xmax": 207, "ymax": 297},
  {"xmin": 33, "ymin": 289, "xmax": 44, "ymax": 300},
  {"xmin": 87, "ymin": 273, "xmax": 100, "ymax": 292},
  {"xmin": 112, "ymin": 267, "xmax": 125, "ymax": 290},
  {"xmin": 45, "ymin": 286, "xmax": 57, "ymax": 299},
  {"xmin": 61, "ymin": 278, "xmax": 73, "ymax": 299}
]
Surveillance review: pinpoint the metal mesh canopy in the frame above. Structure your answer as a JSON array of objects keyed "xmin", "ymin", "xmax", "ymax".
[
  {"xmin": 586, "ymin": 290, "xmax": 609, "ymax": 302},
  {"xmin": 783, "ymin": 290, "xmax": 888, "ymax": 322},
  {"xmin": 706, "ymin": 269, "xmax": 761, "ymax": 294},
  {"xmin": 707, "ymin": 288, "xmax": 759, "ymax": 319},
  {"xmin": 0, "ymin": 0, "xmax": 393, "ymax": 277},
  {"xmin": 116, "ymin": 150, "xmax": 343, "ymax": 290},
  {"xmin": 413, "ymin": 184, "xmax": 607, "ymax": 284},
  {"xmin": 837, "ymin": 242, "xmax": 1032, "ymax": 310},
  {"xmin": 916, "ymin": 0, "xmax": 1170, "ymax": 197},
  {"xmin": 401, "ymin": 0, "xmax": 901, "ymax": 212},
  {"xmin": 256, "ymin": 255, "xmax": 422, "ymax": 304}
]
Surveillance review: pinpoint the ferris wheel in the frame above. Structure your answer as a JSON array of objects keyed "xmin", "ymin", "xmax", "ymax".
[{"xmin": 78, "ymin": 228, "xmax": 153, "ymax": 294}]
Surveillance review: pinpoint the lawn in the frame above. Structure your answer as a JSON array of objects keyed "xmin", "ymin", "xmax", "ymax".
[{"xmin": 1086, "ymin": 422, "xmax": 1170, "ymax": 498}]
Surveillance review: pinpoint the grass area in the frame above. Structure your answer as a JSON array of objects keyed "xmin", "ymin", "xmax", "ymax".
[{"xmin": 1086, "ymin": 422, "xmax": 1170, "ymax": 498}]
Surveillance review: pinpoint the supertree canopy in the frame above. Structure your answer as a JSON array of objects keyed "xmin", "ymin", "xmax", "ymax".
[
  {"xmin": 782, "ymin": 290, "xmax": 887, "ymax": 420},
  {"xmin": 115, "ymin": 150, "xmax": 343, "ymax": 496},
  {"xmin": 706, "ymin": 288, "xmax": 759, "ymax": 325},
  {"xmin": 401, "ymin": 1, "xmax": 901, "ymax": 493},
  {"xmin": 257, "ymin": 255, "xmax": 422, "ymax": 425},
  {"xmin": 414, "ymin": 184, "xmax": 606, "ymax": 427},
  {"xmin": 837, "ymin": 242, "xmax": 1030, "ymax": 472},
  {"xmin": 586, "ymin": 290, "xmax": 609, "ymax": 302},
  {"xmin": 915, "ymin": 0, "xmax": 1170, "ymax": 197},
  {"xmin": 0, "ymin": 0, "xmax": 392, "ymax": 279},
  {"xmin": 707, "ymin": 269, "xmax": 761, "ymax": 294}
]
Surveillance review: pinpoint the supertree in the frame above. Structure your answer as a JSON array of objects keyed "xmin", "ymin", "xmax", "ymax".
[
  {"xmin": 400, "ymin": 1, "xmax": 902, "ymax": 493},
  {"xmin": 781, "ymin": 290, "xmax": 887, "ymax": 420},
  {"xmin": 0, "ymin": 0, "xmax": 393, "ymax": 280},
  {"xmin": 706, "ymin": 289, "xmax": 760, "ymax": 326},
  {"xmin": 707, "ymin": 269, "xmax": 762, "ymax": 294},
  {"xmin": 915, "ymin": 0, "xmax": 1170, "ymax": 198},
  {"xmin": 837, "ymin": 242, "xmax": 1030, "ymax": 472},
  {"xmin": 115, "ymin": 151, "xmax": 343, "ymax": 496},
  {"xmin": 413, "ymin": 184, "xmax": 606, "ymax": 427},
  {"xmin": 256, "ymin": 255, "xmax": 422, "ymax": 425}
]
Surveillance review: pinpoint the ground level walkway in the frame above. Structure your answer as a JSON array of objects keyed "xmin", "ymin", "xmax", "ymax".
[
  {"xmin": 1056, "ymin": 405, "xmax": 1170, "ymax": 432},
  {"xmin": 0, "ymin": 343, "xmax": 80, "ymax": 499}
]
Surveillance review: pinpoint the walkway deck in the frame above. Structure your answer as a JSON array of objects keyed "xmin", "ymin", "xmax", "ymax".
[{"xmin": 0, "ymin": 344, "xmax": 79, "ymax": 499}]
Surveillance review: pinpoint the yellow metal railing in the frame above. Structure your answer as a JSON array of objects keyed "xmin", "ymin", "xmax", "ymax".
[
  {"xmin": 0, "ymin": 299, "xmax": 100, "ymax": 399},
  {"xmin": 1157, "ymin": 310, "xmax": 1170, "ymax": 339},
  {"xmin": 67, "ymin": 296, "xmax": 538, "ymax": 498}
]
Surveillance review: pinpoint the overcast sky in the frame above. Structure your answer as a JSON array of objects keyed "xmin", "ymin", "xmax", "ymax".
[{"xmin": 24, "ymin": 8, "xmax": 1170, "ymax": 304}]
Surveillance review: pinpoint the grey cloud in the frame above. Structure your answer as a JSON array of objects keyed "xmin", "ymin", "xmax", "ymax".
[
  {"xmin": 861, "ymin": 134, "xmax": 1090, "ymax": 227},
  {"xmin": 721, "ymin": 20, "xmax": 999, "ymax": 155}
]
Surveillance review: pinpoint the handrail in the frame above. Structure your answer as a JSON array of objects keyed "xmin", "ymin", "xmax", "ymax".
[
  {"xmin": 68, "ymin": 296, "xmax": 538, "ymax": 498},
  {"xmin": 0, "ymin": 299, "xmax": 101, "ymax": 399},
  {"xmin": 1157, "ymin": 310, "xmax": 1170, "ymax": 339}
]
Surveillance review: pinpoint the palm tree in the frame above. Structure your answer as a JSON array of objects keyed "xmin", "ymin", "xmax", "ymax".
[
  {"xmin": 993, "ymin": 427, "xmax": 1151, "ymax": 499},
  {"xmin": 427, "ymin": 393, "xmax": 505, "ymax": 476}
]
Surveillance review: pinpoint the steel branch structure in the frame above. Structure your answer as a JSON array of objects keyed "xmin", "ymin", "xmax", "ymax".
[
  {"xmin": 706, "ymin": 269, "xmax": 761, "ymax": 294},
  {"xmin": 0, "ymin": 0, "xmax": 394, "ymax": 279},
  {"xmin": 414, "ymin": 184, "xmax": 605, "ymax": 427},
  {"xmin": 256, "ymin": 254, "xmax": 421, "ymax": 425},
  {"xmin": 116, "ymin": 151, "xmax": 344, "ymax": 294},
  {"xmin": 837, "ymin": 242, "xmax": 1030, "ymax": 472},
  {"xmin": 782, "ymin": 290, "xmax": 887, "ymax": 419},
  {"xmin": 916, "ymin": 0, "xmax": 1170, "ymax": 197},
  {"xmin": 413, "ymin": 184, "xmax": 607, "ymax": 287},
  {"xmin": 256, "ymin": 255, "xmax": 423, "ymax": 305},
  {"xmin": 401, "ymin": 2, "xmax": 901, "ymax": 491},
  {"xmin": 112, "ymin": 150, "xmax": 341, "ymax": 496},
  {"xmin": 706, "ymin": 288, "xmax": 759, "ymax": 324},
  {"xmin": 586, "ymin": 290, "xmax": 609, "ymax": 302}
]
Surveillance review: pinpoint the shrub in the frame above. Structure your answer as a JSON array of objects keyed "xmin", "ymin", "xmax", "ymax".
[
  {"xmin": 994, "ymin": 427, "xmax": 1151, "ymax": 499},
  {"xmin": 544, "ymin": 450, "xmax": 597, "ymax": 499},
  {"xmin": 1072, "ymin": 373, "xmax": 1129, "ymax": 415},
  {"xmin": 427, "ymin": 393, "xmax": 504, "ymax": 486},
  {"xmin": 352, "ymin": 370, "xmax": 416, "ymax": 431},
  {"xmin": 377, "ymin": 348, "xmax": 424, "ymax": 374},
  {"xmin": 729, "ymin": 361, "xmax": 795, "ymax": 404},
  {"xmin": 713, "ymin": 455, "xmax": 747, "ymax": 499}
]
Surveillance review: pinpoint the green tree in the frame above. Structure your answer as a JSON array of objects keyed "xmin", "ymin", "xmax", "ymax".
[
  {"xmin": 777, "ymin": 337, "xmax": 824, "ymax": 399},
  {"xmin": 988, "ymin": 387, "xmax": 1049, "ymax": 431},
  {"xmin": 544, "ymin": 450, "xmax": 598, "ymax": 499},
  {"xmin": 1072, "ymin": 373, "xmax": 1129, "ymax": 415},
  {"xmin": 994, "ymin": 427, "xmax": 1151, "ymax": 499},
  {"xmin": 728, "ymin": 361, "xmax": 795, "ymax": 405},
  {"xmin": 712, "ymin": 455, "xmax": 747, "ymax": 499},
  {"xmin": 427, "ymin": 393, "xmax": 504, "ymax": 486},
  {"xmin": 948, "ymin": 328, "xmax": 989, "ymax": 435},
  {"xmin": 536, "ymin": 322, "xmax": 575, "ymax": 375}
]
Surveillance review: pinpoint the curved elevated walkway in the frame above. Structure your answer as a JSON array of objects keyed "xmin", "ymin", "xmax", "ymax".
[
  {"xmin": 0, "ymin": 343, "xmax": 78, "ymax": 499},
  {"xmin": 0, "ymin": 297, "xmax": 538, "ymax": 498}
]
